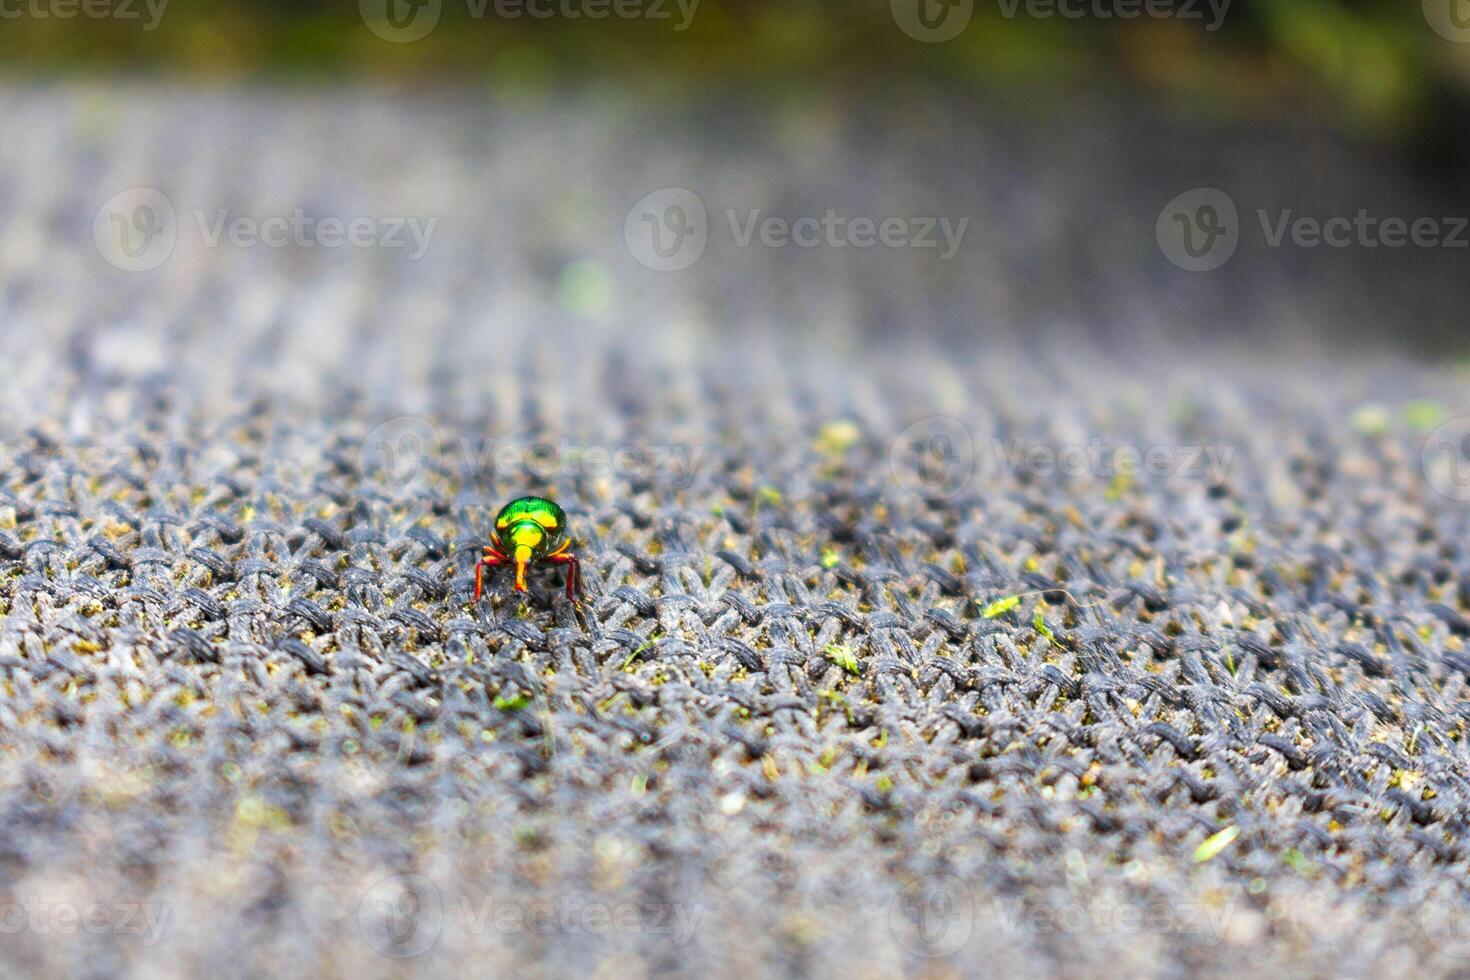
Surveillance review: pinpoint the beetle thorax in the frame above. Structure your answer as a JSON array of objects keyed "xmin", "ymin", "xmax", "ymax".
[{"xmin": 502, "ymin": 520, "xmax": 552, "ymax": 558}]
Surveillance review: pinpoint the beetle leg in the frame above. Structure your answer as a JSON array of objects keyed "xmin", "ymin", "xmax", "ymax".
[
  {"xmin": 475, "ymin": 550, "xmax": 508, "ymax": 602},
  {"xmin": 546, "ymin": 552, "xmax": 579, "ymax": 600}
]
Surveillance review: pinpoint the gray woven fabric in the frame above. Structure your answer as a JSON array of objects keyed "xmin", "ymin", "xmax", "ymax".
[{"xmin": 2, "ymin": 86, "xmax": 1470, "ymax": 978}]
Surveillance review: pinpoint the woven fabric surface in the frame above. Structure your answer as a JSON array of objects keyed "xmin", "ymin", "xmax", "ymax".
[{"xmin": 2, "ymin": 86, "xmax": 1470, "ymax": 978}]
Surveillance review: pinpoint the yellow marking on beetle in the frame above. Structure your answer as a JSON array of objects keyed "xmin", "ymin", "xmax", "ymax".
[
  {"xmin": 499, "ymin": 511, "xmax": 558, "ymax": 530},
  {"xmin": 507, "ymin": 524, "xmax": 546, "ymax": 551},
  {"xmin": 514, "ymin": 545, "xmax": 532, "ymax": 590}
]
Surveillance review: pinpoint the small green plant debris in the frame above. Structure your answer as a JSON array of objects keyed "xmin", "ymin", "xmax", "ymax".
[
  {"xmin": 622, "ymin": 633, "xmax": 661, "ymax": 670},
  {"xmin": 981, "ymin": 595, "xmax": 1021, "ymax": 618},
  {"xmin": 825, "ymin": 644, "xmax": 860, "ymax": 675},
  {"xmin": 818, "ymin": 690, "xmax": 855, "ymax": 724},
  {"xmin": 1033, "ymin": 609, "xmax": 1055, "ymax": 642},
  {"xmin": 1193, "ymin": 825, "xmax": 1240, "ymax": 863},
  {"xmin": 1281, "ymin": 848, "xmax": 1312, "ymax": 873},
  {"xmin": 816, "ymin": 419, "xmax": 862, "ymax": 455},
  {"xmin": 494, "ymin": 692, "xmax": 532, "ymax": 711},
  {"xmin": 1405, "ymin": 400, "xmax": 1445, "ymax": 431},
  {"xmin": 821, "ymin": 547, "xmax": 841, "ymax": 569}
]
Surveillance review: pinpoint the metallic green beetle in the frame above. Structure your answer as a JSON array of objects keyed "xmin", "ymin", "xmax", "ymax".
[{"xmin": 475, "ymin": 496, "xmax": 579, "ymax": 600}]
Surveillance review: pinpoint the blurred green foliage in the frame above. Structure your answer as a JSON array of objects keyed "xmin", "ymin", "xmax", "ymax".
[{"xmin": 0, "ymin": 0, "xmax": 1465, "ymax": 139}]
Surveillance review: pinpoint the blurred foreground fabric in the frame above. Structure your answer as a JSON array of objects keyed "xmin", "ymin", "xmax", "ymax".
[{"xmin": 1, "ymin": 86, "xmax": 1470, "ymax": 977}]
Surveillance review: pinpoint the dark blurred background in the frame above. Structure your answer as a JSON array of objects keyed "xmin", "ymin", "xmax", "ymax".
[
  {"xmin": 3, "ymin": 0, "xmax": 1469, "ymax": 356},
  {"xmin": 0, "ymin": 0, "xmax": 1458, "ymax": 130},
  {"xmin": 4, "ymin": 0, "xmax": 1465, "ymax": 142}
]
